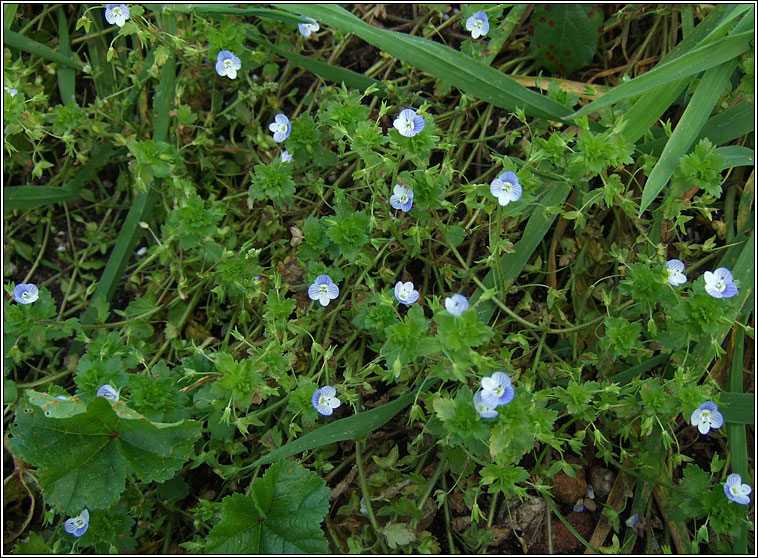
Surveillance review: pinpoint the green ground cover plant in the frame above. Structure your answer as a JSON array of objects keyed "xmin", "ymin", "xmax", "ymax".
[{"xmin": 3, "ymin": 3, "xmax": 754, "ymax": 554}]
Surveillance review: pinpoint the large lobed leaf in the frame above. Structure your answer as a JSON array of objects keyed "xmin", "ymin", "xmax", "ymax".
[
  {"xmin": 7, "ymin": 392, "xmax": 202, "ymax": 514},
  {"xmin": 206, "ymin": 461, "xmax": 330, "ymax": 554},
  {"xmin": 530, "ymin": 5, "xmax": 604, "ymax": 75}
]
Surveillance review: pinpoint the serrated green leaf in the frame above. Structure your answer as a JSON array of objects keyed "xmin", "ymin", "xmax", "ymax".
[
  {"xmin": 7, "ymin": 395, "xmax": 201, "ymax": 514},
  {"xmin": 206, "ymin": 461, "xmax": 330, "ymax": 554},
  {"xmin": 382, "ymin": 522, "xmax": 416, "ymax": 549}
]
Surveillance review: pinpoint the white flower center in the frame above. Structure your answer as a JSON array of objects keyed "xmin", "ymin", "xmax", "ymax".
[
  {"xmin": 402, "ymin": 120, "xmax": 414, "ymax": 133},
  {"xmin": 493, "ymin": 386, "xmax": 504, "ymax": 397},
  {"xmin": 474, "ymin": 19, "xmax": 484, "ymax": 30},
  {"xmin": 701, "ymin": 410, "xmax": 711, "ymax": 422},
  {"xmin": 277, "ymin": 123, "xmax": 287, "ymax": 134},
  {"xmin": 74, "ymin": 518, "xmax": 85, "ymax": 527},
  {"xmin": 113, "ymin": 7, "xmax": 122, "ymax": 16},
  {"xmin": 224, "ymin": 59, "xmax": 233, "ymax": 69},
  {"xmin": 714, "ymin": 280, "xmax": 725, "ymax": 292},
  {"xmin": 319, "ymin": 395, "xmax": 329, "ymax": 406},
  {"xmin": 22, "ymin": 291, "xmax": 31, "ymax": 300},
  {"xmin": 399, "ymin": 194, "xmax": 408, "ymax": 203},
  {"xmin": 319, "ymin": 285, "xmax": 329, "ymax": 295}
]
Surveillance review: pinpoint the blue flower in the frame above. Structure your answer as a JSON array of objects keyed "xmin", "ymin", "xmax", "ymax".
[
  {"xmin": 444, "ymin": 294, "xmax": 469, "ymax": 316},
  {"xmin": 465, "ymin": 11, "xmax": 490, "ymax": 39},
  {"xmin": 625, "ymin": 513, "xmax": 640, "ymax": 528},
  {"xmin": 13, "ymin": 283, "xmax": 39, "ymax": 304},
  {"xmin": 298, "ymin": 16, "xmax": 320, "ymax": 38},
  {"xmin": 64, "ymin": 509, "xmax": 89, "ymax": 537},
  {"xmin": 390, "ymin": 184, "xmax": 414, "ymax": 212},
  {"xmin": 724, "ymin": 473, "xmax": 752, "ymax": 505},
  {"xmin": 480, "ymin": 371, "xmax": 514, "ymax": 407},
  {"xmin": 96, "ymin": 384, "xmax": 119, "ymax": 402},
  {"xmin": 690, "ymin": 401, "xmax": 723, "ymax": 434},
  {"xmin": 473, "ymin": 390, "xmax": 498, "ymax": 418},
  {"xmin": 308, "ymin": 274, "xmax": 339, "ymax": 307},
  {"xmin": 104, "ymin": 4, "xmax": 130, "ymax": 27},
  {"xmin": 215, "ymin": 50, "xmax": 241, "ymax": 80},
  {"xmin": 704, "ymin": 267, "xmax": 738, "ymax": 298},
  {"xmin": 665, "ymin": 259, "xmax": 687, "ymax": 286},
  {"xmin": 393, "ymin": 108, "xmax": 425, "ymax": 138},
  {"xmin": 573, "ymin": 500, "xmax": 585, "ymax": 513},
  {"xmin": 490, "ymin": 171, "xmax": 522, "ymax": 206},
  {"xmin": 281, "ymin": 150, "xmax": 292, "ymax": 163},
  {"xmin": 312, "ymin": 385, "xmax": 341, "ymax": 416},
  {"xmin": 269, "ymin": 113, "xmax": 291, "ymax": 143},
  {"xmin": 394, "ymin": 281, "xmax": 419, "ymax": 305},
  {"xmin": 4, "ymin": 85, "xmax": 18, "ymax": 97}
]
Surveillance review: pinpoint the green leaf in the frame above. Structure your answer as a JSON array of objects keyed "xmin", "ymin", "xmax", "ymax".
[
  {"xmin": 3, "ymin": 29, "xmax": 83, "ymax": 69},
  {"xmin": 274, "ymin": 4, "xmax": 570, "ymax": 121},
  {"xmin": 7, "ymin": 393, "xmax": 201, "ymax": 514},
  {"xmin": 250, "ymin": 382, "xmax": 436, "ymax": 468},
  {"xmin": 206, "ymin": 461, "xmax": 330, "ymax": 554},
  {"xmin": 530, "ymin": 5, "xmax": 603, "ymax": 75},
  {"xmin": 570, "ymin": 31, "xmax": 753, "ymax": 120},
  {"xmin": 382, "ymin": 522, "xmax": 417, "ymax": 549}
]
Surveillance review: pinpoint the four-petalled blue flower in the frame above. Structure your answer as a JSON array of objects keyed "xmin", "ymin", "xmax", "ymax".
[
  {"xmin": 96, "ymin": 384, "xmax": 119, "ymax": 402},
  {"xmin": 269, "ymin": 113, "xmax": 291, "ymax": 143},
  {"xmin": 393, "ymin": 108, "xmax": 425, "ymax": 138},
  {"xmin": 666, "ymin": 259, "xmax": 687, "ymax": 286},
  {"xmin": 390, "ymin": 184, "xmax": 414, "ymax": 212},
  {"xmin": 480, "ymin": 371, "xmax": 514, "ymax": 407},
  {"xmin": 473, "ymin": 390, "xmax": 498, "ymax": 418},
  {"xmin": 312, "ymin": 385, "xmax": 341, "ymax": 416},
  {"xmin": 690, "ymin": 401, "xmax": 723, "ymax": 434},
  {"xmin": 4, "ymin": 85, "xmax": 18, "ymax": 97},
  {"xmin": 104, "ymin": 4, "xmax": 130, "ymax": 27},
  {"xmin": 13, "ymin": 283, "xmax": 39, "ymax": 304},
  {"xmin": 298, "ymin": 16, "xmax": 320, "ymax": 38},
  {"xmin": 394, "ymin": 281, "xmax": 419, "ymax": 306},
  {"xmin": 281, "ymin": 150, "xmax": 292, "ymax": 163},
  {"xmin": 490, "ymin": 171, "xmax": 522, "ymax": 206},
  {"xmin": 215, "ymin": 50, "xmax": 241, "ymax": 80},
  {"xmin": 444, "ymin": 294, "xmax": 469, "ymax": 316},
  {"xmin": 724, "ymin": 473, "xmax": 752, "ymax": 505},
  {"xmin": 64, "ymin": 509, "xmax": 89, "ymax": 537},
  {"xmin": 308, "ymin": 274, "xmax": 339, "ymax": 307},
  {"xmin": 704, "ymin": 267, "xmax": 738, "ymax": 299},
  {"xmin": 465, "ymin": 10, "xmax": 490, "ymax": 39}
]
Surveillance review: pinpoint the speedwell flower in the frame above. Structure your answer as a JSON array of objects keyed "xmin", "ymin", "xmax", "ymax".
[
  {"xmin": 394, "ymin": 281, "xmax": 419, "ymax": 305},
  {"xmin": 308, "ymin": 274, "xmax": 339, "ymax": 307},
  {"xmin": 473, "ymin": 390, "xmax": 498, "ymax": 418},
  {"xmin": 390, "ymin": 184, "xmax": 414, "ymax": 212},
  {"xmin": 724, "ymin": 473, "xmax": 752, "ymax": 505},
  {"xmin": 690, "ymin": 401, "xmax": 723, "ymax": 434},
  {"xmin": 393, "ymin": 108, "xmax": 425, "ymax": 138},
  {"xmin": 13, "ymin": 283, "xmax": 39, "ymax": 304},
  {"xmin": 490, "ymin": 171, "xmax": 522, "ymax": 206},
  {"xmin": 104, "ymin": 4, "xmax": 130, "ymax": 27},
  {"xmin": 312, "ymin": 385, "xmax": 341, "ymax": 416},
  {"xmin": 480, "ymin": 371, "xmax": 514, "ymax": 407},
  {"xmin": 281, "ymin": 150, "xmax": 292, "ymax": 163},
  {"xmin": 215, "ymin": 50, "xmax": 241, "ymax": 80},
  {"xmin": 665, "ymin": 259, "xmax": 687, "ymax": 286},
  {"xmin": 96, "ymin": 384, "xmax": 119, "ymax": 402},
  {"xmin": 465, "ymin": 10, "xmax": 490, "ymax": 39},
  {"xmin": 64, "ymin": 509, "xmax": 89, "ymax": 537},
  {"xmin": 4, "ymin": 85, "xmax": 18, "ymax": 97},
  {"xmin": 704, "ymin": 267, "xmax": 738, "ymax": 299},
  {"xmin": 444, "ymin": 294, "xmax": 469, "ymax": 316},
  {"xmin": 298, "ymin": 17, "xmax": 320, "ymax": 38},
  {"xmin": 269, "ymin": 113, "xmax": 291, "ymax": 143}
]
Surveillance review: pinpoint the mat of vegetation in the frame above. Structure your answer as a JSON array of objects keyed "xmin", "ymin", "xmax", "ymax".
[{"xmin": 3, "ymin": 3, "xmax": 755, "ymax": 555}]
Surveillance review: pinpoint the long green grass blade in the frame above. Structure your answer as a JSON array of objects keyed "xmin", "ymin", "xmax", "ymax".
[
  {"xmin": 246, "ymin": 30, "xmax": 382, "ymax": 94},
  {"xmin": 160, "ymin": 3, "xmax": 306, "ymax": 24},
  {"xmin": 3, "ymin": 29, "xmax": 82, "ymax": 69},
  {"xmin": 638, "ymin": 58, "xmax": 740, "ymax": 215},
  {"xmin": 716, "ymin": 146, "xmax": 755, "ymax": 170},
  {"xmin": 726, "ymin": 326, "xmax": 748, "ymax": 553},
  {"xmin": 570, "ymin": 31, "xmax": 752, "ymax": 120},
  {"xmin": 4, "ymin": 143, "xmax": 119, "ymax": 210},
  {"xmin": 274, "ymin": 4, "xmax": 570, "ymax": 121},
  {"xmin": 472, "ymin": 181, "xmax": 572, "ymax": 324},
  {"xmin": 251, "ymin": 387, "xmax": 423, "ymax": 468},
  {"xmin": 56, "ymin": 7, "xmax": 76, "ymax": 105},
  {"xmin": 720, "ymin": 392, "xmax": 753, "ymax": 425},
  {"xmin": 80, "ymin": 15, "xmax": 177, "ymax": 326}
]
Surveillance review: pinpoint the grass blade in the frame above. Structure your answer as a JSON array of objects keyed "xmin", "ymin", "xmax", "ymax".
[
  {"xmin": 3, "ymin": 29, "xmax": 82, "ymax": 69},
  {"xmin": 638, "ymin": 58, "xmax": 740, "ymax": 215},
  {"xmin": 4, "ymin": 143, "xmax": 119, "ymax": 210},
  {"xmin": 726, "ymin": 326, "xmax": 748, "ymax": 553},
  {"xmin": 274, "ymin": 4, "xmax": 570, "ymax": 121},
  {"xmin": 56, "ymin": 7, "xmax": 76, "ymax": 106},
  {"xmin": 716, "ymin": 146, "xmax": 755, "ymax": 170},
  {"xmin": 160, "ymin": 3, "xmax": 306, "ymax": 24},
  {"xmin": 570, "ymin": 31, "xmax": 752, "ymax": 120},
  {"xmin": 250, "ymin": 386, "xmax": 428, "ymax": 468}
]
